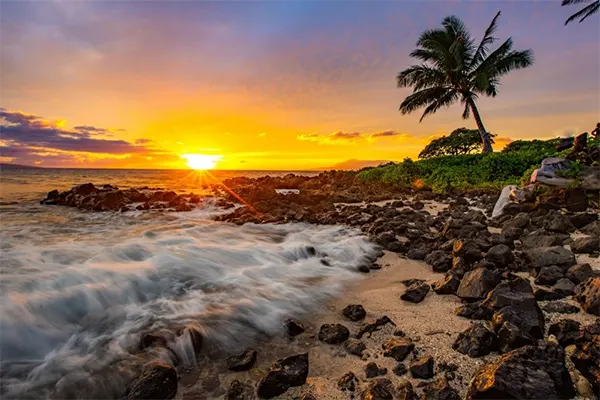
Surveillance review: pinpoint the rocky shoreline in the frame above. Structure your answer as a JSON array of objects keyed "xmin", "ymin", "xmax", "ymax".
[{"xmin": 39, "ymin": 174, "xmax": 600, "ymax": 399}]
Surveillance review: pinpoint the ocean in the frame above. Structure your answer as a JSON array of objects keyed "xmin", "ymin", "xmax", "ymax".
[{"xmin": 0, "ymin": 168, "xmax": 379, "ymax": 398}]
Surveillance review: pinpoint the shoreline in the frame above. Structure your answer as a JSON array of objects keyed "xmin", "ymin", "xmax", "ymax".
[{"xmin": 13, "ymin": 176, "xmax": 600, "ymax": 399}]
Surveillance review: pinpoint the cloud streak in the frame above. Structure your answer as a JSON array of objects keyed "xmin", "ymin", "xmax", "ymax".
[{"xmin": 297, "ymin": 129, "xmax": 405, "ymax": 145}]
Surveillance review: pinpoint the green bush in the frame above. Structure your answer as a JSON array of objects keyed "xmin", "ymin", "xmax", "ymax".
[{"xmin": 358, "ymin": 140, "xmax": 561, "ymax": 192}]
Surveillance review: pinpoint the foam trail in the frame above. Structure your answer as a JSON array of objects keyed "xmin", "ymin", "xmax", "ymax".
[{"xmin": 0, "ymin": 209, "xmax": 378, "ymax": 399}]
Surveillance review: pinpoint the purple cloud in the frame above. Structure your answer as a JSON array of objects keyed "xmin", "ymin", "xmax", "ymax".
[{"xmin": 0, "ymin": 108, "xmax": 139, "ymax": 154}]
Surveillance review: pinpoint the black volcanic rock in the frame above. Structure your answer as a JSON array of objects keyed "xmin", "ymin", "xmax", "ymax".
[
  {"xmin": 318, "ymin": 324, "xmax": 350, "ymax": 344},
  {"xmin": 401, "ymin": 282, "xmax": 430, "ymax": 303},
  {"xmin": 343, "ymin": 304, "xmax": 366, "ymax": 321},
  {"xmin": 126, "ymin": 362, "xmax": 178, "ymax": 400},
  {"xmin": 466, "ymin": 342, "xmax": 575, "ymax": 399},
  {"xmin": 257, "ymin": 353, "xmax": 309, "ymax": 399}
]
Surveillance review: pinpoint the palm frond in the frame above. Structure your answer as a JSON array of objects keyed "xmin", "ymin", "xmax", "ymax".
[
  {"xmin": 489, "ymin": 50, "xmax": 534, "ymax": 78},
  {"xmin": 469, "ymin": 11, "xmax": 501, "ymax": 71},
  {"xmin": 419, "ymin": 90, "xmax": 460, "ymax": 122},
  {"xmin": 471, "ymin": 37, "xmax": 513, "ymax": 78},
  {"xmin": 443, "ymin": 15, "xmax": 475, "ymax": 68},
  {"xmin": 397, "ymin": 64, "xmax": 447, "ymax": 90},
  {"xmin": 416, "ymin": 28, "xmax": 457, "ymax": 70},
  {"xmin": 461, "ymin": 102, "xmax": 471, "ymax": 119},
  {"xmin": 565, "ymin": 0, "xmax": 599, "ymax": 24},
  {"xmin": 562, "ymin": 0, "xmax": 592, "ymax": 5},
  {"xmin": 399, "ymin": 87, "xmax": 457, "ymax": 116}
]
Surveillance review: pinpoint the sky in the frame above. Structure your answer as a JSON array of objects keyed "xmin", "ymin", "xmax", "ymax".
[{"xmin": 1, "ymin": 0, "xmax": 599, "ymax": 170}]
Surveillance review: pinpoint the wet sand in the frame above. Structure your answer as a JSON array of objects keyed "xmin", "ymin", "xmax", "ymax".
[{"xmin": 178, "ymin": 252, "xmax": 489, "ymax": 399}]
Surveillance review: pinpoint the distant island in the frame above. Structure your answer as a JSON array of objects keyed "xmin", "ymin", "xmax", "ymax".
[
  {"xmin": 322, "ymin": 159, "xmax": 392, "ymax": 171},
  {"xmin": 0, "ymin": 163, "xmax": 42, "ymax": 169}
]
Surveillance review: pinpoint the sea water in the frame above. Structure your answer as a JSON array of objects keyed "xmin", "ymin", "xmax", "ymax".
[{"xmin": 0, "ymin": 168, "xmax": 379, "ymax": 398}]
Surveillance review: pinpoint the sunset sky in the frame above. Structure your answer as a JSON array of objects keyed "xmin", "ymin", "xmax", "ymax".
[{"xmin": 1, "ymin": 0, "xmax": 599, "ymax": 170}]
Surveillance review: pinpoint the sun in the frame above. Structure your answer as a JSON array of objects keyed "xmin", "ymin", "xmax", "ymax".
[{"xmin": 182, "ymin": 154, "xmax": 223, "ymax": 170}]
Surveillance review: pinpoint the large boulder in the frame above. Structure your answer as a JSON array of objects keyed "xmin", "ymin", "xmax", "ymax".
[
  {"xmin": 466, "ymin": 342, "xmax": 575, "ymax": 399},
  {"xmin": 524, "ymin": 246, "xmax": 575, "ymax": 269},
  {"xmin": 126, "ymin": 362, "xmax": 178, "ymax": 400},
  {"xmin": 453, "ymin": 323, "xmax": 498, "ymax": 358},
  {"xmin": 256, "ymin": 353, "xmax": 309, "ymax": 399},
  {"xmin": 456, "ymin": 268, "xmax": 502, "ymax": 301},
  {"xmin": 575, "ymin": 277, "xmax": 600, "ymax": 316}
]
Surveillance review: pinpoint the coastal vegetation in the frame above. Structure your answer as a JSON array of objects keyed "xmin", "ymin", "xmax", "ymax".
[
  {"xmin": 359, "ymin": 135, "xmax": 600, "ymax": 192},
  {"xmin": 397, "ymin": 11, "xmax": 533, "ymax": 154},
  {"xmin": 418, "ymin": 128, "xmax": 496, "ymax": 159}
]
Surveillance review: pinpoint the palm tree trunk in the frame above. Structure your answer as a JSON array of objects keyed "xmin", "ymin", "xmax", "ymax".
[{"xmin": 468, "ymin": 99, "xmax": 493, "ymax": 154}]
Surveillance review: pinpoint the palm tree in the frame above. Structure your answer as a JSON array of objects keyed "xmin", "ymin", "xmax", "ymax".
[
  {"xmin": 397, "ymin": 11, "xmax": 533, "ymax": 153},
  {"xmin": 562, "ymin": 0, "xmax": 599, "ymax": 25}
]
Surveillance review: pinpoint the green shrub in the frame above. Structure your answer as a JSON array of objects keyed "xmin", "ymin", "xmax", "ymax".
[{"xmin": 358, "ymin": 140, "xmax": 561, "ymax": 192}]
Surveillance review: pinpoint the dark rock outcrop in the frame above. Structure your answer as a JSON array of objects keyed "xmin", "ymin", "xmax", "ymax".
[
  {"xmin": 571, "ymin": 236, "xmax": 600, "ymax": 254},
  {"xmin": 284, "ymin": 319, "xmax": 306, "ymax": 337},
  {"xmin": 343, "ymin": 304, "xmax": 367, "ymax": 321},
  {"xmin": 318, "ymin": 324, "xmax": 350, "ymax": 344},
  {"xmin": 401, "ymin": 282, "xmax": 430, "ymax": 303},
  {"xmin": 360, "ymin": 378, "xmax": 394, "ymax": 400},
  {"xmin": 566, "ymin": 263, "xmax": 596, "ymax": 284},
  {"xmin": 466, "ymin": 342, "xmax": 575, "ymax": 399},
  {"xmin": 344, "ymin": 339, "xmax": 366, "ymax": 357},
  {"xmin": 382, "ymin": 338, "xmax": 414, "ymax": 361},
  {"xmin": 485, "ymin": 244, "xmax": 514, "ymax": 267},
  {"xmin": 365, "ymin": 362, "xmax": 388, "ymax": 378},
  {"xmin": 535, "ymin": 265, "xmax": 565, "ymax": 286},
  {"xmin": 126, "ymin": 362, "xmax": 178, "ymax": 400},
  {"xmin": 524, "ymin": 246, "xmax": 575, "ymax": 269},
  {"xmin": 410, "ymin": 356, "xmax": 434, "ymax": 379},
  {"xmin": 456, "ymin": 268, "xmax": 501, "ymax": 301},
  {"xmin": 553, "ymin": 278, "xmax": 576, "ymax": 296},
  {"xmin": 455, "ymin": 302, "xmax": 494, "ymax": 320},
  {"xmin": 425, "ymin": 250, "xmax": 452, "ymax": 272},
  {"xmin": 257, "ymin": 353, "xmax": 309, "ymax": 399},
  {"xmin": 357, "ymin": 316, "xmax": 394, "ymax": 339},
  {"xmin": 432, "ymin": 273, "xmax": 461, "ymax": 295},
  {"xmin": 453, "ymin": 323, "xmax": 498, "ymax": 357}
]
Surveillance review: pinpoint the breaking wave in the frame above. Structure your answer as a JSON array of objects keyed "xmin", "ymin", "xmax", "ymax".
[{"xmin": 0, "ymin": 204, "xmax": 379, "ymax": 398}]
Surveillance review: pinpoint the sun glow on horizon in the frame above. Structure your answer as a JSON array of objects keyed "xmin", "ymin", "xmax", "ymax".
[{"xmin": 182, "ymin": 154, "xmax": 223, "ymax": 170}]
